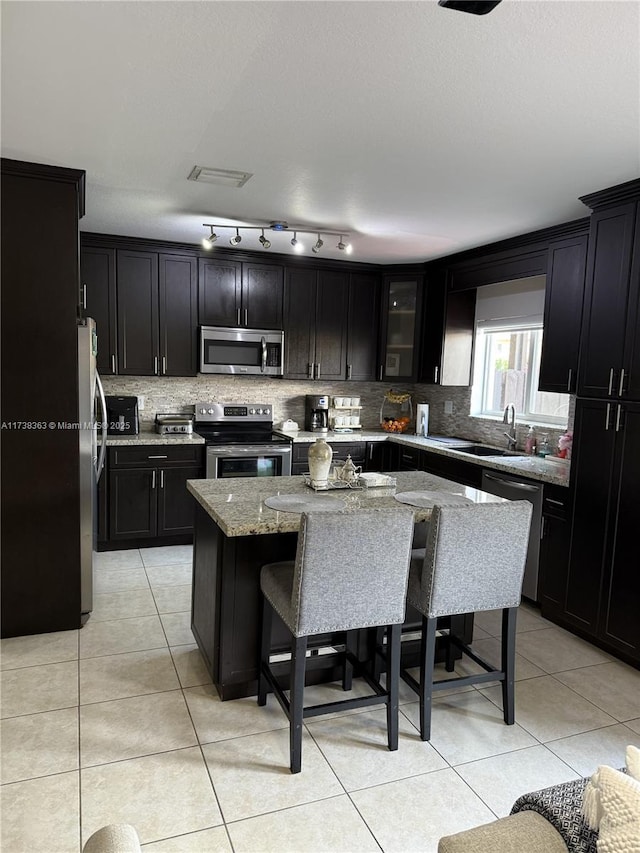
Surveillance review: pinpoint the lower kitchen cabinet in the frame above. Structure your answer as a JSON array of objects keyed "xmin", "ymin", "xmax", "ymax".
[
  {"xmin": 538, "ymin": 485, "xmax": 572, "ymax": 622},
  {"xmin": 420, "ymin": 448, "xmax": 483, "ymax": 488},
  {"xmin": 561, "ymin": 399, "xmax": 640, "ymax": 664},
  {"xmin": 365, "ymin": 440, "xmax": 399, "ymax": 472},
  {"xmin": 102, "ymin": 444, "xmax": 204, "ymax": 547},
  {"xmin": 291, "ymin": 441, "xmax": 366, "ymax": 476}
]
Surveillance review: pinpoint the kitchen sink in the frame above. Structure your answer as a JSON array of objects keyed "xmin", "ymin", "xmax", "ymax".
[{"xmin": 452, "ymin": 444, "xmax": 522, "ymax": 457}]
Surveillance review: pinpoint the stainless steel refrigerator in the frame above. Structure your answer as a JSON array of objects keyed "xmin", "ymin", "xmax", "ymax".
[{"xmin": 78, "ymin": 318, "xmax": 107, "ymax": 622}]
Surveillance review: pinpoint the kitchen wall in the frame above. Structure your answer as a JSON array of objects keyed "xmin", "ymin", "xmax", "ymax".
[{"xmin": 102, "ymin": 376, "xmax": 573, "ymax": 453}]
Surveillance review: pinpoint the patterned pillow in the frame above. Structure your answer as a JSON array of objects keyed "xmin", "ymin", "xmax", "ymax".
[{"xmin": 582, "ymin": 745, "xmax": 640, "ymax": 853}]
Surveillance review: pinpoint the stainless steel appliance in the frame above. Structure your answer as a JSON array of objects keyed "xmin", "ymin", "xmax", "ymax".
[
  {"xmin": 195, "ymin": 402, "xmax": 292, "ymax": 479},
  {"xmin": 305, "ymin": 394, "xmax": 329, "ymax": 432},
  {"xmin": 155, "ymin": 413, "xmax": 194, "ymax": 435},
  {"xmin": 78, "ymin": 319, "xmax": 108, "ymax": 622},
  {"xmin": 415, "ymin": 403, "xmax": 430, "ymax": 437},
  {"xmin": 200, "ymin": 326, "xmax": 284, "ymax": 376},
  {"xmin": 105, "ymin": 395, "xmax": 139, "ymax": 436},
  {"xmin": 480, "ymin": 469, "xmax": 543, "ymax": 601}
]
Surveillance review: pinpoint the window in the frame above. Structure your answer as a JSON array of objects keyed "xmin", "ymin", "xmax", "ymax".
[{"xmin": 471, "ymin": 322, "xmax": 569, "ymax": 425}]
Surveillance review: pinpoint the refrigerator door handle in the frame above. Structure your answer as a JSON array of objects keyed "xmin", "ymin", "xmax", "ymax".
[{"xmin": 95, "ymin": 371, "xmax": 108, "ymax": 481}]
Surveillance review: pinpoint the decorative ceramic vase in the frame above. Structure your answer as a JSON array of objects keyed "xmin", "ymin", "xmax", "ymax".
[{"xmin": 308, "ymin": 438, "xmax": 333, "ymax": 488}]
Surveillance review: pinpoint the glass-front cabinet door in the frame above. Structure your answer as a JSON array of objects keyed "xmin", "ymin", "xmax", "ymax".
[{"xmin": 380, "ymin": 276, "xmax": 423, "ymax": 381}]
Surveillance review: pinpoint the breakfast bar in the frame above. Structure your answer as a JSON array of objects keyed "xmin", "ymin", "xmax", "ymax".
[{"xmin": 188, "ymin": 471, "xmax": 507, "ymax": 700}]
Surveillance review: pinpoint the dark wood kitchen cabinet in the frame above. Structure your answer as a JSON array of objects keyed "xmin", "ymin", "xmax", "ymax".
[
  {"xmin": 420, "ymin": 269, "xmax": 475, "ymax": 387},
  {"xmin": 347, "ymin": 272, "xmax": 381, "ymax": 381},
  {"xmin": 578, "ymin": 183, "xmax": 640, "ymax": 401},
  {"xmin": 538, "ymin": 234, "xmax": 588, "ymax": 394},
  {"xmin": 380, "ymin": 276, "xmax": 422, "ymax": 381},
  {"xmin": 284, "ymin": 268, "xmax": 348, "ymax": 380},
  {"xmin": 117, "ymin": 250, "xmax": 197, "ymax": 376},
  {"xmin": 198, "ymin": 258, "xmax": 283, "ymax": 329},
  {"xmin": 562, "ymin": 399, "xmax": 640, "ymax": 664},
  {"xmin": 538, "ymin": 485, "xmax": 572, "ymax": 623},
  {"xmin": 81, "ymin": 246, "xmax": 117, "ymax": 375},
  {"xmin": 106, "ymin": 444, "xmax": 204, "ymax": 545}
]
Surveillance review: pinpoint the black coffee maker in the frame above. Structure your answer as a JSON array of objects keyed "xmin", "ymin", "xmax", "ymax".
[
  {"xmin": 105, "ymin": 395, "xmax": 139, "ymax": 436},
  {"xmin": 305, "ymin": 395, "xmax": 329, "ymax": 432}
]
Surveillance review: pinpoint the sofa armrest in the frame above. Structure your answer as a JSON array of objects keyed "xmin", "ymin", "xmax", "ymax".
[{"xmin": 438, "ymin": 810, "xmax": 569, "ymax": 853}]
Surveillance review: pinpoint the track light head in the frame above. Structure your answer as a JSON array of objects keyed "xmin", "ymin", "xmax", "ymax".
[
  {"xmin": 312, "ymin": 235, "xmax": 323, "ymax": 254},
  {"xmin": 259, "ymin": 230, "xmax": 271, "ymax": 249},
  {"xmin": 291, "ymin": 232, "xmax": 304, "ymax": 253},
  {"xmin": 202, "ymin": 228, "xmax": 218, "ymax": 249},
  {"xmin": 229, "ymin": 228, "xmax": 242, "ymax": 246}
]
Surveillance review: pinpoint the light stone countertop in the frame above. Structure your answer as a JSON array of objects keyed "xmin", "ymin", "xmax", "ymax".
[
  {"xmin": 104, "ymin": 429, "xmax": 205, "ymax": 446},
  {"xmin": 187, "ymin": 470, "xmax": 505, "ymax": 538},
  {"xmin": 278, "ymin": 430, "xmax": 570, "ymax": 488}
]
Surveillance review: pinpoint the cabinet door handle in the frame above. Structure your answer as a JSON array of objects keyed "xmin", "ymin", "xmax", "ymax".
[
  {"xmin": 308, "ymin": 363, "xmax": 314, "ymax": 379},
  {"xmin": 237, "ymin": 308, "xmax": 241, "ymax": 325},
  {"xmin": 434, "ymin": 365, "xmax": 439, "ymax": 383},
  {"xmin": 315, "ymin": 362, "xmax": 320, "ymax": 379},
  {"xmin": 618, "ymin": 368, "xmax": 625, "ymax": 396},
  {"xmin": 567, "ymin": 367, "xmax": 573, "ymax": 392},
  {"xmin": 347, "ymin": 363, "xmax": 352, "ymax": 380},
  {"xmin": 546, "ymin": 498, "xmax": 565, "ymax": 507},
  {"xmin": 369, "ymin": 444, "xmax": 374, "ymax": 460},
  {"xmin": 244, "ymin": 308, "xmax": 248, "ymax": 326},
  {"xmin": 154, "ymin": 356, "xmax": 158, "ymax": 375},
  {"xmin": 148, "ymin": 455, "xmax": 168, "ymax": 459},
  {"xmin": 615, "ymin": 404, "xmax": 623, "ymax": 432},
  {"xmin": 82, "ymin": 284, "xmax": 87, "ymax": 310},
  {"xmin": 605, "ymin": 402, "xmax": 612, "ymax": 430},
  {"xmin": 111, "ymin": 354, "xmax": 116, "ymax": 374},
  {"xmin": 160, "ymin": 469, "xmax": 164, "ymax": 488},
  {"xmin": 162, "ymin": 356, "xmax": 167, "ymax": 375},
  {"xmin": 608, "ymin": 367, "xmax": 615, "ymax": 396},
  {"xmin": 152, "ymin": 470, "xmax": 156, "ymax": 489},
  {"xmin": 378, "ymin": 365, "xmax": 383, "ymax": 381}
]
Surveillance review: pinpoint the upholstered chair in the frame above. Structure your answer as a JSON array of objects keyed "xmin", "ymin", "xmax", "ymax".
[
  {"xmin": 404, "ymin": 500, "xmax": 532, "ymax": 741},
  {"xmin": 258, "ymin": 507, "xmax": 415, "ymax": 773}
]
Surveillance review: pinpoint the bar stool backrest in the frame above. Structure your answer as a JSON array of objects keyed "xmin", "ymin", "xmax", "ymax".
[
  {"xmin": 291, "ymin": 508, "xmax": 415, "ymax": 636},
  {"xmin": 417, "ymin": 501, "xmax": 533, "ymax": 618}
]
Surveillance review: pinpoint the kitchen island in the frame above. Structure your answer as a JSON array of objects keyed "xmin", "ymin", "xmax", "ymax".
[{"xmin": 187, "ymin": 471, "xmax": 505, "ymax": 700}]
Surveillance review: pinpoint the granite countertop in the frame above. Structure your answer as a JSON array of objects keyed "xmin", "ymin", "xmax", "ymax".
[
  {"xmin": 187, "ymin": 470, "xmax": 505, "ymax": 537},
  {"xmin": 103, "ymin": 429, "xmax": 205, "ymax": 446},
  {"xmin": 277, "ymin": 430, "xmax": 570, "ymax": 487}
]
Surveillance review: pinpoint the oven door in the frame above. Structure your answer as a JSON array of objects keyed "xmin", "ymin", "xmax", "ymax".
[{"xmin": 206, "ymin": 445, "xmax": 292, "ymax": 479}]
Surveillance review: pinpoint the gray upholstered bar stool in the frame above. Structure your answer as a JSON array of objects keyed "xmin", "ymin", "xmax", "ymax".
[
  {"xmin": 403, "ymin": 500, "xmax": 533, "ymax": 741},
  {"xmin": 258, "ymin": 507, "xmax": 415, "ymax": 774}
]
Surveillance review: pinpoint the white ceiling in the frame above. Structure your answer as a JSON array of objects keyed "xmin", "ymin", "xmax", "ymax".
[{"xmin": 2, "ymin": 1, "xmax": 639, "ymax": 264}]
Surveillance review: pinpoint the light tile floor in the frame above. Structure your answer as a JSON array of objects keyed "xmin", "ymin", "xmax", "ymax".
[{"xmin": 2, "ymin": 545, "xmax": 639, "ymax": 853}]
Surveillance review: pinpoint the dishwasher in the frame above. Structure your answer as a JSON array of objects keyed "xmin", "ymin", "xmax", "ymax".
[{"xmin": 481, "ymin": 469, "xmax": 543, "ymax": 602}]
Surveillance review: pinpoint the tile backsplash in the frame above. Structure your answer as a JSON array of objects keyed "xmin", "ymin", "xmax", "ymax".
[{"xmin": 101, "ymin": 376, "xmax": 573, "ymax": 453}]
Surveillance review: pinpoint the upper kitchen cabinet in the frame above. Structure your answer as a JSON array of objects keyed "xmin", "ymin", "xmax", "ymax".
[
  {"xmin": 81, "ymin": 246, "xmax": 117, "ymax": 375},
  {"xmin": 347, "ymin": 272, "xmax": 381, "ymax": 381},
  {"xmin": 380, "ymin": 275, "xmax": 423, "ymax": 381},
  {"xmin": 284, "ymin": 267, "xmax": 348, "ymax": 380},
  {"xmin": 578, "ymin": 180, "xmax": 640, "ymax": 400},
  {"xmin": 419, "ymin": 268, "xmax": 475, "ymax": 386},
  {"xmin": 117, "ymin": 250, "xmax": 197, "ymax": 376},
  {"xmin": 538, "ymin": 233, "xmax": 588, "ymax": 394},
  {"xmin": 198, "ymin": 258, "xmax": 283, "ymax": 329}
]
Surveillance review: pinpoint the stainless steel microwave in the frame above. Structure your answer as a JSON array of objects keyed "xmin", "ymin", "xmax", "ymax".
[{"xmin": 199, "ymin": 326, "xmax": 285, "ymax": 376}]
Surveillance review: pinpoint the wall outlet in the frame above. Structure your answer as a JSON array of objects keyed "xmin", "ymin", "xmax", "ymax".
[
  {"xmin": 444, "ymin": 400, "xmax": 454, "ymax": 415},
  {"xmin": 138, "ymin": 395, "xmax": 145, "ymax": 411}
]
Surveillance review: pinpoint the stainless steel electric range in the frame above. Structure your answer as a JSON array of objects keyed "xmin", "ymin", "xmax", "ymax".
[{"xmin": 194, "ymin": 402, "xmax": 292, "ymax": 479}]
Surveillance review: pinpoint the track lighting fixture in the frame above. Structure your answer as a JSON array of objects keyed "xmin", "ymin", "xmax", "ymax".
[
  {"xmin": 201, "ymin": 221, "xmax": 352, "ymax": 255},
  {"xmin": 259, "ymin": 229, "xmax": 271, "ymax": 249},
  {"xmin": 202, "ymin": 227, "xmax": 218, "ymax": 249}
]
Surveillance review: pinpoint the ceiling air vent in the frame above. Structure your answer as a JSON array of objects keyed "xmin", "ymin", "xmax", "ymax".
[{"xmin": 187, "ymin": 166, "xmax": 253, "ymax": 188}]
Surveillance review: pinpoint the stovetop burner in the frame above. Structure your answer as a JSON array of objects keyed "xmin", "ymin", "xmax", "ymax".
[{"xmin": 194, "ymin": 402, "xmax": 290, "ymax": 446}]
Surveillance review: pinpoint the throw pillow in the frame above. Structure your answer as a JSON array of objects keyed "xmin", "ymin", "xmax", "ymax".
[{"xmin": 582, "ymin": 745, "xmax": 640, "ymax": 853}]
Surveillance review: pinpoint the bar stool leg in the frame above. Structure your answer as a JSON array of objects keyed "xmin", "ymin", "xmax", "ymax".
[
  {"xmin": 386, "ymin": 624, "xmax": 401, "ymax": 751},
  {"xmin": 290, "ymin": 635, "xmax": 308, "ymax": 774},
  {"xmin": 258, "ymin": 595, "xmax": 273, "ymax": 707},
  {"xmin": 342, "ymin": 630, "xmax": 357, "ymax": 691},
  {"xmin": 501, "ymin": 607, "xmax": 517, "ymax": 725},
  {"xmin": 419, "ymin": 615, "xmax": 437, "ymax": 741}
]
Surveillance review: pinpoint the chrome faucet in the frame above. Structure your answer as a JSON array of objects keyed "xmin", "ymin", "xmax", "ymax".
[{"xmin": 502, "ymin": 404, "xmax": 517, "ymax": 450}]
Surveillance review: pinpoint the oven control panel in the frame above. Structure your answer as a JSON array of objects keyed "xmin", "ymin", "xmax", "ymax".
[{"xmin": 195, "ymin": 402, "xmax": 273, "ymax": 423}]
